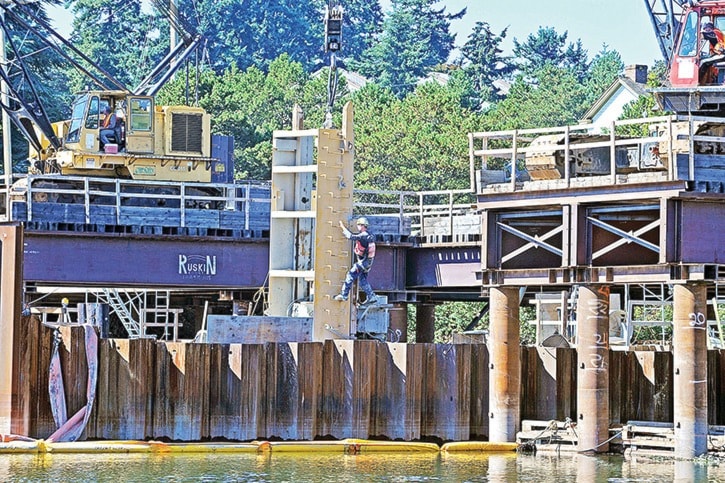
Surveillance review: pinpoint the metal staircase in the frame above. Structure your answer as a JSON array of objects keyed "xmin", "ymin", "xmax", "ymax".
[{"xmin": 98, "ymin": 289, "xmax": 143, "ymax": 338}]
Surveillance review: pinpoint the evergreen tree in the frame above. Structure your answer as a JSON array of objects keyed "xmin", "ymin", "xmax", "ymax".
[
  {"xmin": 337, "ymin": 0, "xmax": 384, "ymax": 68},
  {"xmin": 355, "ymin": 0, "xmax": 464, "ymax": 98},
  {"xmin": 174, "ymin": 0, "xmax": 324, "ymax": 73},
  {"xmin": 459, "ymin": 21, "xmax": 512, "ymax": 107},
  {"xmin": 65, "ymin": 0, "xmax": 165, "ymax": 91},
  {"xmin": 513, "ymin": 27, "xmax": 589, "ymax": 82},
  {"xmin": 583, "ymin": 46, "xmax": 624, "ymax": 106},
  {"xmin": 487, "ymin": 64, "xmax": 586, "ymax": 130}
]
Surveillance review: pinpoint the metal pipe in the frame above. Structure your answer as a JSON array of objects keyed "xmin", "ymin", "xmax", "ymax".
[
  {"xmin": 673, "ymin": 282, "xmax": 708, "ymax": 458},
  {"xmin": 488, "ymin": 286, "xmax": 520, "ymax": 442},
  {"xmin": 576, "ymin": 284, "xmax": 610, "ymax": 453}
]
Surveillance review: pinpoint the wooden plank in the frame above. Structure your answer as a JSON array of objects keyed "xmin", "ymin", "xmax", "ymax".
[
  {"xmin": 296, "ymin": 342, "xmax": 323, "ymax": 440},
  {"xmin": 152, "ymin": 342, "xmax": 186, "ymax": 440},
  {"xmin": 404, "ymin": 343, "xmax": 426, "ymax": 441},
  {"xmin": 320, "ymin": 339, "xmax": 354, "ymax": 437},
  {"xmin": 369, "ymin": 342, "xmax": 407, "ymax": 440},
  {"xmin": 468, "ymin": 343, "xmax": 489, "ymax": 439},
  {"xmin": 119, "ymin": 207, "xmax": 181, "ymax": 227},
  {"xmin": 91, "ymin": 338, "xmax": 156, "ymax": 440},
  {"xmin": 264, "ymin": 342, "xmax": 301, "ymax": 440}
]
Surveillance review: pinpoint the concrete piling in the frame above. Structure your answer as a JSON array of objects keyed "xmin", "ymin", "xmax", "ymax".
[
  {"xmin": 576, "ymin": 284, "xmax": 610, "ymax": 453},
  {"xmin": 673, "ymin": 282, "xmax": 708, "ymax": 459},
  {"xmin": 488, "ymin": 286, "xmax": 520, "ymax": 442}
]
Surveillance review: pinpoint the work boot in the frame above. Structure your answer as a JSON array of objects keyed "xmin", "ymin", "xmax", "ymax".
[
  {"xmin": 361, "ymin": 295, "xmax": 378, "ymax": 305},
  {"xmin": 334, "ymin": 294, "xmax": 348, "ymax": 301}
]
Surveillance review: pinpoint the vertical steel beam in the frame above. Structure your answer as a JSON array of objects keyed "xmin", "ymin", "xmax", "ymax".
[
  {"xmin": 312, "ymin": 101, "xmax": 355, "ymax": 340},
  {"xmin": 415, "ymin": 303, "xmax": 435, "ymax": 343},
  {"xmin": 576, "ymin": 284, "xmax": 610, "ymax": 453},
  {"xmin": 0, "ymin": 224, "xmax": 22, "ymax": 433},
  {"xmin": 673, "ymin": 282, "xmax": 708, "ymax": 459},
  {"xmin": 488, "ymin": 286, "xmax": 520, "ymax": 442}
]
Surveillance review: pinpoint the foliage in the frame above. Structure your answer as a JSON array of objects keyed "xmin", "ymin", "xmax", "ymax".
[
  {"xmin": 174, "ymin": 0, "xmax": 324, "ymax": 73},
  {"xmin": 337, "ymin": 0, "xmax": 385, "ymax": 67},
  {"xmin": 0, "ymin": 0, "xmax": 72, "ymax": 170},
  {"xmin": 354, "ymin": 0, "xmax": 464, "ymax": 97},
  {"xmin": 485, "ymin": 64, "xmax": 587, "ymax": 130},
  {"xmin": 65, "ymin": 0, "xmax": 166, "ymax": 91},
  {"xmin": 157, "ymin": 55, "xmax": 331, "ymax": 179},
  {"xmin": 582, "ymin": 47, "xmax": 624, "ymax": 107},
  {"xmin": 405, "ymin": 302, "xmax": 536, "ymax": 345},
  {"xmin": 512, "ymin": 27, "xmax": 589, "ymax": 82},
  {"xmin": 351, "ymin": 78, "xmax": 477, "ymax": 192},
  {"xmin": 458, "ymin": 21, "xmax": 512, "ymax": 108}
]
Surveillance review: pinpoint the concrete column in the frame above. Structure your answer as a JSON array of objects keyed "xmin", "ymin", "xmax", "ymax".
[
  {"xmin": 415, "ymin": 303, "xmax": 435, "ymax": 343},
  {"xmin": 488, "ymin": 286, "xmax": 520, "ymax": 442},
  {"xmin": 0, "ymin": 225, "xmax": 23, "ymax": 433},
  {"xmin": 576, "ymin": 284, "xmax": 610, "ymax": 453},
  {"xmin": 673, "ymin": 282, "xmax": 708, "ymax": 459},
  {"xmin": 388, "ymin": 302, "xmax": 408, "ymax": 343}
]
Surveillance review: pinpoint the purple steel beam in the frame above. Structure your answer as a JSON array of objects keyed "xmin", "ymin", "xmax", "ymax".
[
  {"xmin": 21, "ymin": 230, "xmax": 483, "ymax": 293},
  {"xmin": 23, "ymin": 233, "xmax": 270, "ymax": 288}
]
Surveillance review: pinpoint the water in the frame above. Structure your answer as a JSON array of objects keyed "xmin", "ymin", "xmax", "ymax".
[{"xmin": 0, "ymin": 452, "xmax": 722, "ymax": 482}]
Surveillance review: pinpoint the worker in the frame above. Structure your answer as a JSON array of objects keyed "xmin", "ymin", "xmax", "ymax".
[
  {"xmin": 700, "ymin": 22, "xmax": 725, "ymax": 84},
  {"xmin": 99, "ymin": 105, "xmax": 118, "ymax": 146},
  {"xmin": 334, "ymin": 217, "xmax": 378, "ymax": 305}
]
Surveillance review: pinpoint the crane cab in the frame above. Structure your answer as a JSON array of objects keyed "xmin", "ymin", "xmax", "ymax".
[
  {"xmin": 655, "ymin": 2, "xmax": 725, "ymax": 114},
  {"xmin": 669, "ymin": 6, "xmax": 725, "ymax": 87},
  {"xmin": 49, "ymin": 90, "xmax": 216, "ymax": 182}
]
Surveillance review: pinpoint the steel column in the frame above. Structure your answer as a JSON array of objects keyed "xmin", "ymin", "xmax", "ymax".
[
  {"xmin": 415, "ymin": 303, "xmax": 435, "ymax": 343},
  {"xmin": 673, "ymin": 282, "xmax": 708, "ymax": 459},
  {"xmin": 388, "ymin": 302, "xmax": 408, "ymax": 342},
  {"xmin": 0, "ymin": 224, "xmax": 22, "ymax": 433},
  {"xmin": 576, "ymin": 284, "xmax": 610, "ymax": 453},
  {"xmin": 488, "ymin": 286, "xmax": 520, "ymax": 442}
]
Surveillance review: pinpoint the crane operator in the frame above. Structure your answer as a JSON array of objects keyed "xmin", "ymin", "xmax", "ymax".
[{"xmin": 701, "ymin": 22, "xmax": 725, "ymax": 84}]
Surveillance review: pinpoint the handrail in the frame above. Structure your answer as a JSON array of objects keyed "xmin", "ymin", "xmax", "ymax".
[{"xmin": 468, "ymin": 113, "xmax": 715, "ymax": 193}]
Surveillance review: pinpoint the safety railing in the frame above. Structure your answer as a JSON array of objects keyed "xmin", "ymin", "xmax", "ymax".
[
  {"xmin": 2, "ymin": 175, "xmax": 271, "ymax": 233},
  {"xmin": 468, "ymin": 114, "xmax": 721, "ymax": 193},
  {"xmin": 354, "ymin": 188, "xmax": 478, "ymax": 243}
]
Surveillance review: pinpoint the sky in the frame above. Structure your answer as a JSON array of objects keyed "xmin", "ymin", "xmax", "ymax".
[
  {"xmin": 413, "ymin": 0, "xmax": 664, "ymax": 67},
  {"xmin": 49, "ymin": 0, "xmax": 665, "ymax": 67}
]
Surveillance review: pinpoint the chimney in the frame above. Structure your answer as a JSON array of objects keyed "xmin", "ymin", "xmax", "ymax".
[{"xmin": 624, "ymin": 64, "xmax": 648, "ymax": 84}]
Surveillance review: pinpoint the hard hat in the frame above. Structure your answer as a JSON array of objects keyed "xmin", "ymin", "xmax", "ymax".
[
  {"xmin": 703, "ymin": 22, "xmax": 715, "ymax": 32},
  {"xmin": 356, "ymin": 216, "xmax": 369, "ymax": 227}
]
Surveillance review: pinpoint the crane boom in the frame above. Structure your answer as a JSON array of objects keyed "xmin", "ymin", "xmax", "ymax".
[{"xmin": 643, "ymin": 0, "xmax": 685, "ymax": 64}]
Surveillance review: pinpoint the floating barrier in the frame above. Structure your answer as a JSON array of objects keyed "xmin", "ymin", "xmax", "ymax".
[
  {"xmin": 269, "ymin": 439, "xmax": 440, "ymax": 453},
  {"xmin": 0, "ymin": 438, "xmax": 518, "ymax": 454},
  {"xmin": 441, "ymin": 441, "xmax": 518, "ymax": 452}
]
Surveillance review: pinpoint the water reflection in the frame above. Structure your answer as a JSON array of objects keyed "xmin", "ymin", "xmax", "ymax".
[{"xmin": 0, "ymin": 451, "xmax": 722, "ymax": 482}]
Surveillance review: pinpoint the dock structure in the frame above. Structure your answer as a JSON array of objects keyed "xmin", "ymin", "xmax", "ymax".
[
  {"xmin": 471, "ymin": 114, "xmax": 725, "ymax": 456},
  {"xmin": 0, "ymin": 114, "xmax": 723, "ymax": 452}
]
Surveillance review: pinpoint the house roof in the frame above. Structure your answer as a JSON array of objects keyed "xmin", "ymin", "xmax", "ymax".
[{"xmin": 581, "ymin": 76, "xmax": 648, "ymax": 121}]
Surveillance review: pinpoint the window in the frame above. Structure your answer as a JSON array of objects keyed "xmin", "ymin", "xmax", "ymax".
[
  {"xmin": 678, "ymin": 11, "xmax": 698, "ymax": 57},
  {"xmin": 84, "ymin": 96, "xmax": 100, "ymax": 129},
  {"xmin": 129, "ymin": 97, "xmax": 153, "ymax": 132}
]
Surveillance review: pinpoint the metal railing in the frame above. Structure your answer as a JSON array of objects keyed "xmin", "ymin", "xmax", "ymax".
[
  {"xmin": 1, "ymin": 175, "xmax": 271, "ymax": 230},
  {"xmin": 354, "ymin": 188, "xmax": 477, "ymax": 241},
  {"xmin": 467, "ymin": 114, "xmax": 719, "ymax": 193}
]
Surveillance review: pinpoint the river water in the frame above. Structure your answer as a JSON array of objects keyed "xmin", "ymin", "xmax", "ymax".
[{"xmin": 0, "ymin": 451, "xmax": 722, "ymax": 482}]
